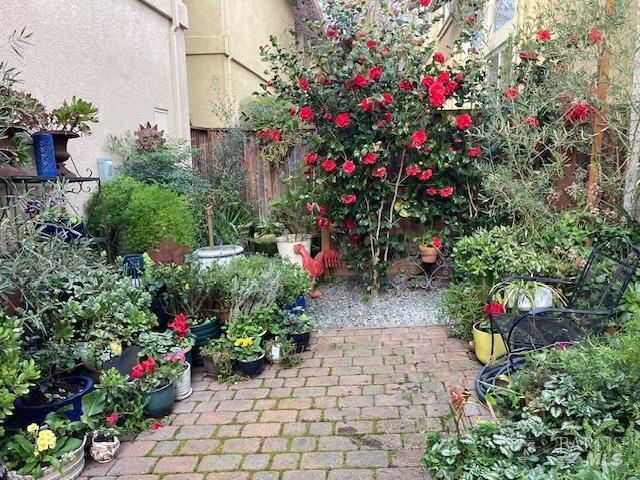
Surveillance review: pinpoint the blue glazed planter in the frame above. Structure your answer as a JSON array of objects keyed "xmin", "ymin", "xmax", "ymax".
[
  {"xmin": 190, "ymin": 317, "xmax": 221, "ymax": 367},
  {"xmin": 285, "ymin": 296, "xmax": 307, "ymax": 314},
  {"xmin": 13, "ymin": 375, "xmax": 94, "ymax": 427},
  {"xmin": 142, "ymin": 379, "xmax": 174, "ymax": 418},
  {"xmin": 236, "ymin": 354, "xmax": 265, "ymax": 377},
  {"xmin": 32, "ymin": 132, "xmax": 57, "ymax": 176},
  {"xmin": 288, "ymin": 331, "xmax": 311, "ymax": 353}
]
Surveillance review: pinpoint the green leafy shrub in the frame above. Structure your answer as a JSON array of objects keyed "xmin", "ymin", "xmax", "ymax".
[
  {"xmin": 276, "ymin": 261, "xmax": 312, "ymax": 306},
  {"xmin": 437, "ymin": 280, "xmax": 489, "ymax": 341}
]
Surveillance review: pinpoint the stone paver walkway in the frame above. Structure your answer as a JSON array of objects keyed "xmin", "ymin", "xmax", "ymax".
[{"xmin": 81, "ymin": 326, "xmax": 482, "ymax": 480}]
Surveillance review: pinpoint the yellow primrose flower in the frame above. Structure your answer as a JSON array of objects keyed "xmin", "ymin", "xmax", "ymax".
[
  {"xmin": 109, "ymin": 340, "xmax": 122, "ymax": 356},
  {"xmin": 36, "ymin": 429, "xmax": 56, "ymax": 451},
  {"xmin": 26, "ymin": 423, "xmax": 39, "ymax": 434},
  {"xmin": 243, "ymin": 338, "xmax": 253, "ymax": 347},
  {"xmin": 234, "ymin": 339, "xmax": 242, "ymax": 347}
]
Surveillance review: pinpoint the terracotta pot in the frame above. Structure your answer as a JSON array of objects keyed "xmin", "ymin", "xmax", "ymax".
[
  {"xmin": 418, "ymin": 245, "xmax": 438, "ymax": 263},
  {"xmin": 90, "ymin": 432, "xmax": 120, "ymax": 464},
  {"xmin": 45, "ymin": 130, "xmax": 78, "ymax": 164},
  {"xmin": 0, "ymin": 127, "xmax": 26, "ymax": 152},
  {"xmin": 0, "ymin": 163, "xmax": 29, "ymax": 177}
]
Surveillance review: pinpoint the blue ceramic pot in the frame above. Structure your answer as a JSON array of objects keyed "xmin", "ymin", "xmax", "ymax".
[
  {"xmin": 287, "ymin": 331, "xmax": 311, "ymax": 353},
  {"xmin": 13, "ymin": 375, "xmax": 94, "ymax": 427},
  {"xmin": 285, "ymin": 296, "xmax": 307, "ymax": 314},
  {"xmin": 32, "ymin": 132, "xmax": 57, "ymax": 176},
  {"xmin": 141, "ymin": 379, "xmax": 174, "ymax": 418},
  {"xmin": 236, "ymin": 354, "xmax": 265, "ymax": 376},
  {"xmin": 190, "ymin": 317, "xmax": 221, "ymax": 367}
]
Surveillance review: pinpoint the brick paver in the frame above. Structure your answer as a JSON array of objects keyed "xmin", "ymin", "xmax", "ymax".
[{"xmin": 80, "ymin": 326, "xmax": 484, "ymax": 480}]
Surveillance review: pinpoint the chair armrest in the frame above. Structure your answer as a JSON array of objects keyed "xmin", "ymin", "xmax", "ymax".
[{"xmin": 527, "ymin": 307, "xmax": 611, "ymax": 316}]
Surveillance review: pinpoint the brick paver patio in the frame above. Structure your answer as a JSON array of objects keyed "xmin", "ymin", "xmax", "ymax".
[{"xmin": 80, "ymin": 325, "xmax": 482, "ymax": 480}]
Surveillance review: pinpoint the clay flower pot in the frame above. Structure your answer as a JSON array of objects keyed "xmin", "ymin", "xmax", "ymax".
[{"xmin": 418, "ymin": 245, "xmax": 438, "ymax": 263}]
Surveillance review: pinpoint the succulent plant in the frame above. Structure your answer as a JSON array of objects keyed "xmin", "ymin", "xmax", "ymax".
[
  {"xmin": 134, "ymin": 122, "xmax": 165, "ymax": 152},
  {"xmin": 50, "ymin": 96, "xmax": 98, "ymax": 134}
]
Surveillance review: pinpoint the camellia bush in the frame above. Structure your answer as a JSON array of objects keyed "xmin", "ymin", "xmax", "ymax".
[{"xmin": 253, "ymin": 0, "xmax": 485, "ymax": 292}]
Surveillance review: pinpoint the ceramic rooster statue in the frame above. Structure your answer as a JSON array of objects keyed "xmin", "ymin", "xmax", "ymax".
[{"xmin": 293, "ymin": 243, "xmax": 325, "ymax": 298}]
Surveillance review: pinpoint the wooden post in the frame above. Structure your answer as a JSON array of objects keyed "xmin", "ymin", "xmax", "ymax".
[
  {"xmin": 587, "ymin": 0, "xmax": 614, "ymax": 210},
  {"xmin": 205, "ymin": 204, "xmax": 215, "ymax": 249}
]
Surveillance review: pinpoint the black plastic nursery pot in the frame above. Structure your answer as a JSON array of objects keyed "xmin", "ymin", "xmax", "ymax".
[
  {"xmin": 190, "ymin": 317, "xmax": 222, "ymax": 367},
  {"xmin": 141, "ymin": 379, "xmax": 174, "ymax": 418},
  {"xmin": 236, "ymin": 354, "xmax": 265, "ymax": 376},
  {"xmin": 287, "ymin": 331, "xmax": 311, "ymax": 353}
]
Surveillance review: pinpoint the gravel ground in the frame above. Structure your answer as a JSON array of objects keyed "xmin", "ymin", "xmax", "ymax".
[{"xmin": 306, "ymin": 277, "xmax": 446, "ymax": 329}]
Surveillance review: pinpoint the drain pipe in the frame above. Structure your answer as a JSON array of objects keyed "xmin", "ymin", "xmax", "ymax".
[{"xmin": 169, "ymin": 0, "xmax": 188, "ymax": 139}]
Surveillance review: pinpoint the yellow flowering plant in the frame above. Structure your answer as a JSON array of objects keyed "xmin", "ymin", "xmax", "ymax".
[
  {"xmin": 2, "ymin": 422, "xmax": 83, "ymax": 478},
  {"xmin": 231, "ymin": 336, "xmax": 265, "ymax": 362}
]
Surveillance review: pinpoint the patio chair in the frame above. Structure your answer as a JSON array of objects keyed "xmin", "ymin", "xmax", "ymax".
[{"xmin": 476, "ymin": 236, "xmax": 640, "ymax": 400}]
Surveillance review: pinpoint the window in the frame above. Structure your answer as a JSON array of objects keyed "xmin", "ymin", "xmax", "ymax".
[
  {"xmin": 494, "ymin": 0, "xmax": 515, "ymax": 31},
  {"xmin": 487, "ymin": 44, "xmax": 507, "ymax": 88}
]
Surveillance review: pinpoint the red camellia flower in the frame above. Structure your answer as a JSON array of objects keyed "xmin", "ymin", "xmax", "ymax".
[
  {"xmin": 321, "ymin": 159, "xmax": 337, "ymax": 172},
  {"xmin": 445, "ymin": 81, "xmax": 458, "ymax": 95},
  {"xmin": 106, "ymin": 412, "xmax": 119, "ymax": 427},
  {"xmin": 433, "ymin": 51, "xmax": 446, "ymax": 63},
  {"xmin": 271, "ymin": 130, "xmax": 282, "ymax": 141},
  {"xmin": 326, "ymin": 26, "xmax": 339, "ymax": 38},
  {"xmin": 344, "ymin": 219, "xmax": 356, "ymax": 229},
  {"xmin": 421, "ymin": 75, "xmax": 435, "ymax": 88},
  {"xmin": 503, "ymin": 87, "xmax": 519, "ymax": 100},
  {"xmin": 428, "ymin": 82, "xmax": 446, "ymax": 107},
  {"xmin": 360, "ymin": 97, "xmax": 374, "ymax": 112},
  {"xmin": 455, "ymin": 113, "xmax": 472, "ymax": 129},
  {"xmin": 335, "ymin": 112, "xmax": 352, "ymax": 127},
  {"xmin": 383, "ymin": 112, "xmax": 393, "ymax": 122},
  {"xmin": 368, "ymin": 66, "xmax": 382, "ymax": 80},
  {"xmin": 406, "ymin": 165, "xmax": 421, "ymax": 176},
  {"xmin": 372, "ymin": 166, "xmax": 387, "ymax": 178},
  {"xmin": 381, "ymin": 92, "xmax": 393, "ymax": 105},
  {"xmin": 438, "ymin": 71, "xmax": 451, "ymax": 83},
  {"xmin": 432, "ymin": 236, "xmax": 443, "ymax": 250},
  {"xmin": 398, "ymin": 80, "xmax": 413, "ymax": 92},
  {"xmin": 304, "ymin": 152, "xmax": 318, "ymax": 166},
  {"xmin": 421, "ymin": 0, "xmax": 431, "ymax": 6},
  {"xmin": 343, "ymin": 160, "xmax": 356, "ymax": 175},
  {"xmin": 467, "ymin": 146, "xmax": 481, "ymax": 158},
  {"xmin": 366, "ymin": 39, "xmax": 378, "ymax": 50},
  {"xmin": 537, "ymin": 28, "xmax": 551, "ymax": 42},
  {"xmin": 483, "ymin": 301, "xmax": 506, "ymax": 315},
  {"xmin": 362, "ymin": 152, "xmax": 378, "ymax": 165},
  {"xmin": 524, "ymin": 116, "xmax": 540, "ymax": 127},
  {"xmin": 425, "ymin": 187, "xmax": 438, "ymax": 196},
  {"xmin": 420, "ymin": 169, "xmax": 433, "ymax": 181},
  {"xmin": 298, "ymin": 106, "xmax": 314, "ymax": 122},
  {"xmin": 588, "ymin": 27, "xmax": 605, "ymax": 44},
  {"xmin": 440, "ymin": 186, "xmax": 454, "ymax": 198},
  {"xmin": 342, "ymin": 194, "xmax": 357, "ymax": 205},
  {"xmin": 411, "ymin": 130, "xmax": 427, "ymax": 148},
  {"xmin": 565, "ymin": 102, "xmax": 593, "ymax": 124},
  {"xmin": 353, "ymin": 73, "xmax": 370, "ymax": 89},
  {"xmin": 298, "ymin": 78, "xmax": 309, "ymax": 90}
]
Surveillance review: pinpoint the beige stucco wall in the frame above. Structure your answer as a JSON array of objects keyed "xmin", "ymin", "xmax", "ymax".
[
  {"xmin": 1, "ymin": 0, "xmax": 190, "ymax": 207},
  {"xmin": 185, "ymin": 0, "xmax": 297, "ymax": 128}
]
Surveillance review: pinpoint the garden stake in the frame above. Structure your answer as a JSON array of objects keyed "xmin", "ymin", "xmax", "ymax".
[{"xmin": 205, "ymin": 204, "xmax": 215, "ymax": 249}]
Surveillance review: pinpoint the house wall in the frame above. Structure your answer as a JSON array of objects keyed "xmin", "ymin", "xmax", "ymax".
[
  {"xmin": 185, "ymin": 0, "xmax": 297, "ymax": 128},
  {"xmin": 1, "ymin": 0, "xmax": 190, "ymax": 205}
]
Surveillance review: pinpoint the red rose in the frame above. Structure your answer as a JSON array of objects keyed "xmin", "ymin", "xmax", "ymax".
[
  {"xmin": 588, "ymin": 27, "xmax": 605, "ymax": 44},
  {"xmin": 420, "ymin": 0, "xmax": 431, "ymax": 5},
  {"xmin": 362, "ymin": 152, "xmax": 378, "ymax": 165},
  {"xmin": 321, "ymin": 159, "xmax": 337, "ymax": 172},
  {"xmin": 467, "ymin": 146, "xmax": 481, "ymax": 158},
  {"xmin": 428, "ymin": 82, "xmax": 447, "ymax": 107},
  {"xmin": 353, "ymin": 73, "xmax": 370, "ymax": 88},
  {"xmin": 445, "ymin": 82, "xmax": 458, "ymax": 95},
  {"xmin": 425, "ymin": 187, "xmax": 438, "ymax": 196},
  {"xmin": 304, "ymin": 152, "xmax": 318, "ymax": 166},
  {"xmin": 399, "ymin": 80, "xmax": 414, "ymax": 91},
  {"xmin": 421, "ymin": 75, "xmax": 435, "ymax": 88},
  {"xmin": 434, "ymin": 51, "xmax": 446, "ymax": 63},
  {"xmin": 372, "ymin": 166, "xmax": 387, "ymax": 178},
  {"xmin": 440, "ymin": 186, "xmax": 454, "ymax": 198},
  {"xmin": 368, "ymin": 66, "xmax": 383, "ymax": 80},
  {"xmin": 420, "ymin": 169, "xmax": 433, "ymax": 181},
  {"xmin": 326, "ymin": 26, "xmax": 339, "ymax": 38},
  {"xmin": 432, "ymin": 236, "xmax": 443, "ymax": 250},
  {"xmin": 411, "ymin": 130, "xmax": 427, "ymax": 148},
  {"xmin": 483, "ymin": 301, "xmax": 505, "ymax": 315},
  {"xmin": 503, "ymin": 87, "xmax": 519, "ymax": 100},
  {"xmin": 298, "ymin": 78, "xmax": 309, "ymax": 90},
  {"xmin": 344, "ymin": 219, "xmax": 356, "ymax": 229},
  {"xmin": 524, "ymin": 116, "xmax": 540, "ymax": 127},
  {"xmin": 342, "ymin": 194, "xmax": 357, "ymax": 205},
  {"xmin": 360, "ymin": 97, "xmax": 374, "ymax": 112},
  {"xmin": 299, "ymin": 106, "xmax": 314, "ymax": 122},
  {"xmin": 366, "ymin": 39, "xmax": 378, "ymax": 50},
  {"xmin": 455, "ymin": 113, "xmax": 472, "ymax": 129},
  {"xmin": 342, "ymin": 160, "xmax": 356, "ymax": 175},
  {"xmin": 381, "ymin": 92, "xmax": 393, "ymax": 105},
  {"xmin": 335, "ymin": 112, "xmax": 351, "ymax": 127},
  {"xmin": 537, "ymin": 29, "xmax": 551, "ymax": 42},
  {"xmin": 406, "ymin": 165, "xmax": 421, "ymax": 176},
  {"xmin": 106, "ymin": 412, "xmax": 119, "ymax": 427}
]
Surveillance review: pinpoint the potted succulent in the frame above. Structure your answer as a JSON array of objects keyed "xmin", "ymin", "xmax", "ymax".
[
  {"xmin": 472, "ymin": 301, "xmax": 508, "ymax": 364},
  {"xmin": 232, "ymin": 336, "xmax": 266, "ymax": 376},
  {"xmin": 3, "ymin": 423, "xmax": 86, "ymax": 480},
  {"xmin": 278, "ymin": 309, "xmax": 314, "ymax": 353},
  {"xmin": 164, "ymin": 349, "xmax": 192, "ymax": 401},
  {"xmin": 415, "ymin": 232, "xmax": 443, "ymax": 264},
  {"xmin": 130, "ymin": 357, "xmax": 174, "ymax": 418}
]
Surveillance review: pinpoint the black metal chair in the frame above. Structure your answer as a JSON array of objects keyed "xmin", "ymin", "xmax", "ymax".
[{"xmin": 476, "ymin": 236, "xmax": 640, "ymax": 400}]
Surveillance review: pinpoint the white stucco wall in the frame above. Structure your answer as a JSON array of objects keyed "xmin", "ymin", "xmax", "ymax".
[{"xmin": 1, "ymin": 0, "xmax": 189, "ymax": 207}]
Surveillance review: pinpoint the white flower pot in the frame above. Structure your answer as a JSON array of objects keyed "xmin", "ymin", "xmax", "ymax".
[
  {"xmin": 276, "ymin": 234, "xmax": 312, "ymax": 267},
  {"xmin": 174, "ymin": 361, "xmax": 192, "ymax": 401},
  {"xmin": 195, "ymin": 245, "xmax": 244, "ymax": 267},
  {"xmin": 90, "ymin": 432, "xmax": 120, "ymax": 464},
  {"xmin": 9, "ymin": 435, "xmax": 86, "ymax": 480},
  {"xmin": 506, "ymin": 286, "xmax": 554, "ymax": 311}
]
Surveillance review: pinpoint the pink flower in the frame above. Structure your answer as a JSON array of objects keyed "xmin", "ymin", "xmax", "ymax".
[
  {"xmin": 425, "ymin": 187, "xmax": 438, "ymax": 196},
  {"xmin": 304, "ymin": 152, "xmax": 318, "ymax": 166},
  {"xmin": 342, "ymin": 160, "xmax": 356, "ymax": 175},
  {"xmin": 342, "ymin": 194, "xmax": 357, "ymax": 205},
  {"xmin": 368, "ymin": 66, "xmax": 383, "ymax": 80},
  {"xmin": 321, "ymin": 159, "xmax": 337, "ymax": 172},
  {"xmin": 306, "ymin": 202, "xmax": 314, "ymax": 212},
  {"xmin": 440, "ymin": 186, "xmax": 454, "ymax": 198},
  {"xmin": 503, "ymin": 87, "xmax": 519, "ymax": 100},
  {"xmin": 455, "ymin": 113, "xmax": 472, "ymax": 129},
  {"xmin": 537, "ymin": 29, "xmax": 551, "ymax": 42},
  {"xmin": 524, "ymin": 116, "xmax": 540, "ymax": 127},
  {"xmin": 434, "ymin": 51, "xmax": 446, "ymax": 63},
  {"xmin": 335, "ymin": 112, "xmax": 351, "ymax": 128},
  {"xmin": 298, "ymin": 78, "xmax": 309, "ymax": 90},
  {"xmin": 467, "ymin": 146, "xmax": 481, "ymax": 158},
  {"xmin": 411, "ymin": 130, "xmax": 427, "ymax": 148},
  {"xmin": 299, "ymin": 106, "xmax": 313, "ymax": 122},
  {"xmin": 372, "ymin": 166, "xmax": 387, "ymax": 178},
  {"xmin": 362, "ymin": 152, "xmax": 378, "ymax": 165},
  {"xmin": 588, "ymin": 27, "xmax": 605, "ymax": 44}
]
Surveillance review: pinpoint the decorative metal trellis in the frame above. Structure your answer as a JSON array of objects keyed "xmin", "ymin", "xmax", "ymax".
[{"xmin": 389, "ymin": 246, "xmax": 453, "ymax": 292}]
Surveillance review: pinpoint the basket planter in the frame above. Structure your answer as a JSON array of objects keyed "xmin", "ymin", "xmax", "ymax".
[
  {"xmin": 141, "ymin": 379, "xmax": 174, "ymax": 418},
  {"xmin": 418, "ymin": 245, "xmax": 438, "ymax": 263},
  {"xmin": 14, "ymin": 376, "xmax": 94, "ymax": 428},
  {"xmin": 472, "ymin": 323, "xmax": 507, "ymax": 365},
  {"xmin": 174, "ymin": 362, "xmax": 192, "ymax": 401},
  {"xmin": 9, "ymin": 434, "xmax": 87, "ymax": 480},
  {"xmin": 276, "ymin": 234, "xmax": 312, "ymax": 267},
  {"xmin": 90, "ymin": 432, "xmax": 120, "ymax": 464},
  {"xmin": 287, "ymin": 331, "xmax": 311, "ymax": 353},
  {"xmin": 190, "ymin": 318, "xmax": 222, "ymax": 367},
  {"xmin": 236, "ymin": 354, "xmax": 265, "ymax": 376},
  {"xmin": 201, "ymin": 352, "xmax": 221, "ymax": 377}
]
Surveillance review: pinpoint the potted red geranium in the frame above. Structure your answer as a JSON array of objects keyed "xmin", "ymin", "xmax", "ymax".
[
  {"xmin": 130, "ymin": 357, "xmax": 174, "ymax": 418},
  {"xmin": 415, "ymin": 232, "xmax": 443, "ymax": 263},
  {"xmin": 472, "ymin": 301, "xmax": 507, "ymax": 364}
]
